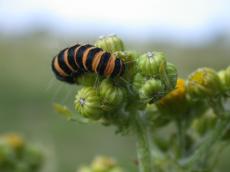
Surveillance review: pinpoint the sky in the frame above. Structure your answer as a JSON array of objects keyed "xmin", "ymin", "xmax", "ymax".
[{"xmin": 0, "ymin": 0, "xmax": 230, "ymax": 42}]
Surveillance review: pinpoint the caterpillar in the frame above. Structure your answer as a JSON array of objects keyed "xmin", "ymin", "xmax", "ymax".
[{"xmin": 51, "ymin": 44, "xmax": 125, "ymax": 84}]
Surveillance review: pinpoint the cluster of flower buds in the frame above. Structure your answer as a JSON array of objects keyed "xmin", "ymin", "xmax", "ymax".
[
  {"xmin": 0, "ymin": 133, "xmax": 43, "ymax": 172},
  {"xmin": 133, "ymin": 51, "xmax": 177, "ymax": 103},
  {"xmin": 54, "ymin": 35, "xmax": 230, "ymax": 172},
  {"xmin": 77, "ymin": 156, "xmax": 124, "ymax": 172},
  {"xmin": 74, "ymin": 79, "xmax": 126, "ymax": 120},
  {"xmin": 72, "ymin": 34, "xmax": 178, "ymax": 129}
]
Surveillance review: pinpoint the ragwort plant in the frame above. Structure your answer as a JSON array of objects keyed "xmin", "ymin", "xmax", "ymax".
[
  {"xmin": 0, "ymin": 133, "xmax": 43, "ymax": 172},
  {"xmin": 53, "ymin": 35, "xmax": 230, "ymax": 172}
]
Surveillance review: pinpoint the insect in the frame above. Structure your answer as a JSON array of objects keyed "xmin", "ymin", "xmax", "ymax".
[{"xmin": 51, "ymin": 44, "xmax": 125, "ymax": 84}]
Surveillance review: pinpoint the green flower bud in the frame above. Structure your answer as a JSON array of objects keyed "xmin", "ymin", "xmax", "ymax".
[
  {"xmin": 99, "ymin": 79, "xmax": 126, "ymax": 112},
  {"xmin": 74, "ymin": 87, "xmax": 104, "ymax": 120},
  {"xmin": 95, "ymin": 34, "xmax": 124, "ymax": 53},
  {"xmin": 110, "ymin": 167, "xmax": 124, "ymax": 172},
  {"xmin": 137, "ymin": 51, "xmax": 166, "ymax": 77},
  {"xmin": 76, "ymin": 73, "xmax": 100, "ymax": 87},
  {"xmin": 139, "ymin": 79, "xmax": 164, "ymax": 102},
  {"xmin": 113, "ymin": 51, "xmax": 139, "ymax": 81},
  {"xmin": 91, "ymin": 156, "xmax": 116, "ymax": 172},
  {"xmin": 192, "ymin": 114, "xmax": 217, "ymax": 136},
  {"xmin": 0, "ymin": 143, "xmax": 15, "ymax": 165},
  {"xmin": 78, "ymin": 166, "xmax": 92, "ymax": 172},
  {"xmin": 186, "ymin": 67, "xmax": 222, "ymax": 99},
  {"xmin": 146, "ymin": 104, "xmax": 170, "ymax": 128},
  {"xmin": 218, "ymin": 66, "xmax": 230, "ymax": 94},
  {"xmin": 165, "ymin": 63, "xmax": 177, "ymax": 90},
  {"xmin": 23, "ymin": 146, "xmax": 43, "ymax": 170},
  {"xmin": 133, "ymin": 73, "xmax": 146, "ymax": 91}
]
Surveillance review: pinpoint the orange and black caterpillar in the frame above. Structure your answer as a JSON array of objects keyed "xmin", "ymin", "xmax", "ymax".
[{"xmin": 51, "ymin": 44, "xmax": 125, "ymax": 84}]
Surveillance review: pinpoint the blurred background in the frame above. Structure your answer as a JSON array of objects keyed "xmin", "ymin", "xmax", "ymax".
[{"xmin": 0, "ymin": 0, "xmax": 229, "ymax": 171}]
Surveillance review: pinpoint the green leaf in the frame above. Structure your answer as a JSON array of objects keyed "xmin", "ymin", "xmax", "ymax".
[
  {"xmin": 53, "ymin": 103, "xmax": 73, "ymax": 120},
  {"xmin": 53, "ymin": 103, "xmax": 93, "ymax": 124}
]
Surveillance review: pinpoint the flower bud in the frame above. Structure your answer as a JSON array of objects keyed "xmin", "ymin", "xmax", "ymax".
[
  {"xmin": 109, "ymin": 167, "xmax": 124, "ymax": 172},
  {"xmin": 164, "ymin": 63, "xmax": 177, "ymax": 90},
  {"xmin": 76, "ymin": 73, "xmax": 99, "ymax": 87},
  {"xmin": 192, "ymin": 114, "xmax": 217, "ymax": 136},
  {"xmin": 99, "ymin": 79, "xmax": 126, "ymax": 112},
  {"xmin": 139, "ymin": 79, "xmax": 165, "ymax": 102},
  {"xmin": 2, "ymin": 134, "xmax": 24, "ymax": 151},
  {"xmin": 23, "ymin": 146, "xmax": 43, "ymax": 170},
  {"xmin": 74, "ymin": 87, "xmax": 104, "ymax": 120},
  {"xmin": 0, "ymin": 142, "xmax": 15, "ymax": 165},
  {"xmin": 186, "ymin": 68, "xmax": 222, "ymax": 99},
  {"xmin": 77, "ymin": 166, "xmax": 92, "ymax": 172},
  {"xmin": 218, "ymin": 66, "xmax": 230, "ymax": 94},
  {"xmin": 113, "ymin": 51, "xmax": 139, "ymax": 80},
  {"xmin": 91, "ymin": 156, "xmax": 116, "ymax": 172},
  {"xmin": 146, "ymin": 104, "xmax": 170, "ymax": 128},
  {"xmin": 133, "ymin": 73, "xmax": 146, "ymax": 91},
  {"xmin": 95, "ymin": 34, "xmax": 124, "ymax": 53},
  {"xmin": 137, "ymin": 51, "xmax": 166, "ymax": 77}
]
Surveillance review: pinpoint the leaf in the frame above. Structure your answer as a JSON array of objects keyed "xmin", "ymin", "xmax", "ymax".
[
  {"xmin": 53, "ymin": 103, "xmax": 93, "ymax": 124},
  {"xmin": 53, "ymin": 103, "xmax": 73, "ymax": 120}
]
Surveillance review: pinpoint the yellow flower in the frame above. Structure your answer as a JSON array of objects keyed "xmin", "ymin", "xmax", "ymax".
[
  {"xmin": 157, "ymin": 79, "xmax": 188, "ymax": 116},
  {"xmin": 2, "ymin": 133, "xmax": 24, "ymax": 151}
]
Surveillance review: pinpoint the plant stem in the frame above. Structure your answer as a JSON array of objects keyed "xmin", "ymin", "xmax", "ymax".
[
  {"xmin": 134, "ymin": 112, "xmax": 152, "ymax": 172},
  {"xmin": 176, "ymin": 119, "xmax": 186, "ymax": 158},
  {"xmin": 181, "ymin": 99, "xmax": 230, "ymax": 171}
]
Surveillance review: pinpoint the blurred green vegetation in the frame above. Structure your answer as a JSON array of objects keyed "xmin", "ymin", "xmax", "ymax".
[{"xmin": 0, "ymin": 31, "xmax": 229, "ymax": 172}]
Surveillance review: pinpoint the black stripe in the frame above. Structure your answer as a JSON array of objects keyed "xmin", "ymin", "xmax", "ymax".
[
  {"xmin": 110, "ymin": 59, "xmax": 121, "ymax": 77},
  {"xmin": 96, "ymin": 52, "xmax": 111, "ymax": 75},
  {"xmin": 67, "ymin": 44, "xmax": 81, "ymax": 70},
  {"xmin": 51, "ymin": 57, "xmax": 75, "ymax": 84},
  {"xmin": 86, "ymin": 47, "xmax": 102, "ymax": 72},
  {"xmin": 62, "ymin": 76, "xmax": 75, "ymax": 84},
  {"xmin": 71, "ymin": 70, "xmax": 83, "ymax": 78},
  {"xmin": 76, "ymin": 44, "xmax": 93, "ymax": 72},
  {"xmin": 119, "ymin": 60, "xmax": 125, "ymax": 76},
  {"xmin": 57, "ymin": 48, "xmax": 72, "ymax": 75}
]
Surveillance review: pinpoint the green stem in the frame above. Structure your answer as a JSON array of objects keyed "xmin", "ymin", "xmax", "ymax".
[
  {"xmin": 134, "ymin": 112, "xmax": 152, "ymax": 172},
  {"xmin": 176, "ymin": 119, "xmax": 186, "ymax": 158}
]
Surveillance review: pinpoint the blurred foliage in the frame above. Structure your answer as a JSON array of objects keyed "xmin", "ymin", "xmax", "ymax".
[
  {"xmin": 0, "ymin": 31, "xmax": 229, "ymax": 172},
  {"xmin": 0, "ymin": 133, "xmax": 43, "ymax": 172}
]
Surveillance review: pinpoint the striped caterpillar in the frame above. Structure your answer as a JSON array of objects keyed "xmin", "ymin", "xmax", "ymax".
[{"xmin": 51, "ymin": 44, "xmax": 125, "ymax": 84}]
